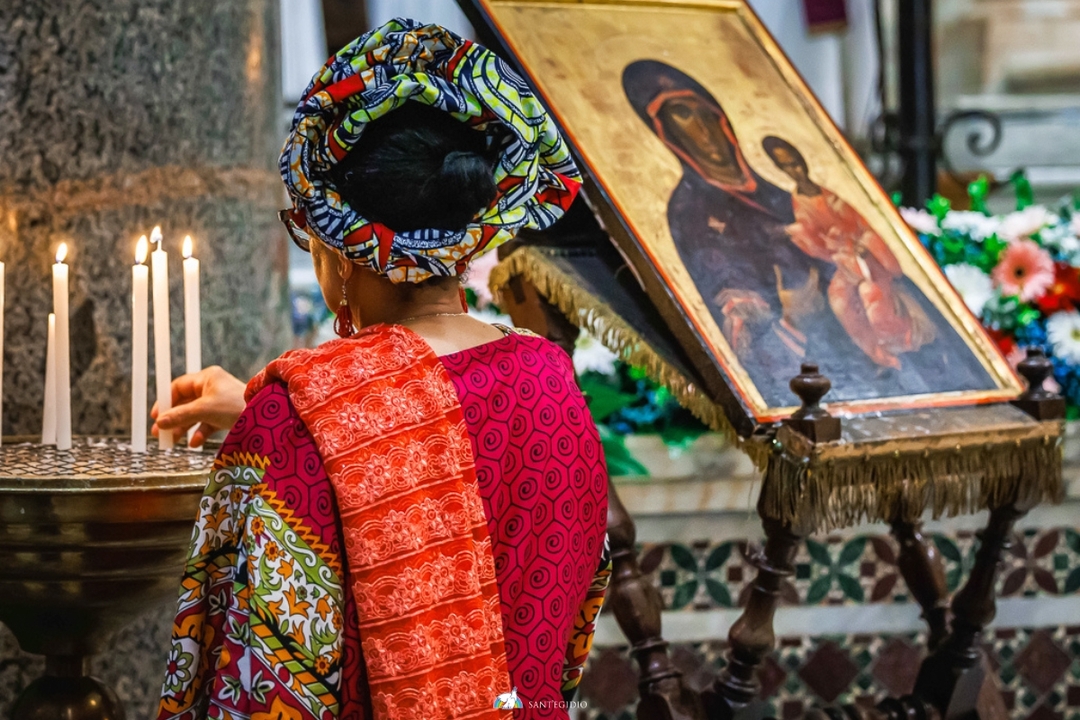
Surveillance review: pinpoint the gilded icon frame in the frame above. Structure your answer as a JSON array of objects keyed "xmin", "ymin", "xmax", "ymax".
[{"xmin": 461, "ymin": 0, "xmax": 1021, "ymax": 434}]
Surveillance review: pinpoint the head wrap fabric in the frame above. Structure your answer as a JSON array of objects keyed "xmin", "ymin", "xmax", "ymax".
[{"xmin": 281, "ymin": 18, "xmax": 582, "ymax": 283}]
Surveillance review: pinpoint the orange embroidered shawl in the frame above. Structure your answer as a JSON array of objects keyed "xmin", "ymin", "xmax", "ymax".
[{"xmin": 247, "ymin": 324, "xmax": 512, "ymax": 720}]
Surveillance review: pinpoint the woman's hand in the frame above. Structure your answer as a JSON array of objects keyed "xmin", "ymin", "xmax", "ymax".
[{"xmin": 151, "ymin": 366, "xmax": 248, "ymax": 448}]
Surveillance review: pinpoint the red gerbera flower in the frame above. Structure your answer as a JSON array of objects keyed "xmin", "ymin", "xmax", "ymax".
[{"xmin": 1036, "ymin": 263, "xmax": 1080, "ymax": 313}]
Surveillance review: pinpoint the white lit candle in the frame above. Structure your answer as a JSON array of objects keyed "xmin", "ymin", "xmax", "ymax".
[
  {"xmin": 182, "ymin": 236, "xmax": 201, "ymax": 447},
  {"xmin": 150, "ymin": 226, "xmax": 173, "ymax": 450},
  {"xmin": 42, "ymin": 314, "xmax": 56, "ymax": 445},
  {"xmin": 53, "ymin": 244, "xmax": 71, "ymax": 451},
  {"xmin": 132, "ymin": 236, "xmax": 149, "ymax": 453}
]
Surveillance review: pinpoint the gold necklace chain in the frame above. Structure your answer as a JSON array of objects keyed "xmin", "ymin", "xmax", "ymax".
[{"xmin": 396, "ymin": 311, "xmax": 469, "ymax": 324}]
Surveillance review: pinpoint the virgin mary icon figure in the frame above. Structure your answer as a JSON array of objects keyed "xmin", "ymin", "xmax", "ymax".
[{"xmin": 622, "ymin": 60, "xmax": 992, "ymax": 406}]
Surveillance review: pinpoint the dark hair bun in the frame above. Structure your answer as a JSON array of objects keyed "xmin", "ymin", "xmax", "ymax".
[
  {"xmin": 334, "ymin": 103, "xmax": 498, "ymax": 232},
  {"xmin": 433, "ymin": 151, "xmax": 498, "ymax": 227}
]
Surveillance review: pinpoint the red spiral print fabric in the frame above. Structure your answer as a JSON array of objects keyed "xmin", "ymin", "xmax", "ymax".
[{"xmin": 440, "ymin": 333, "xmax": 609, "ymax": 717}]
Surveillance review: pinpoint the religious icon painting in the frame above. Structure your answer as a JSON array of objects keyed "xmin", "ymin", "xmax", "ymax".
[{"xmin": 460, "ymin": 0, "xmax": 1020, "ymax": 432}]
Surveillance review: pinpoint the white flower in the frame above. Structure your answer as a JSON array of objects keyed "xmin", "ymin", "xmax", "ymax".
[
  {"xmin": 941, "ymin": 211, "xmax": 1000, "ymax": 241},
  {"xmin": 462, "ymin": 250, "xmax": 500, "ymax": 309},
  {"xmin": 1071, "ymin": 214, "xmax": 1080, "ymax": 238},
  {"xmin": 1048, "ymin": 311, "xmax": 1080, "ymax": 364},
  {"xmin": 900, "ymin": 207, "xmax": 940, "ymax": 235},
  {"xmin": 999, "ymin": 206, "xmax": 1056, "ymax": 242},
  {"xmin": 1040, "ymin": 221, "xmax": 1080, "ymax": 258},
  {"xmin": 944, "ymin": 263, "xmax": 994, "ymax": 317},
  {"xmin": 573, "ymin": 330, "xmax": 618, "ymax": 376}
]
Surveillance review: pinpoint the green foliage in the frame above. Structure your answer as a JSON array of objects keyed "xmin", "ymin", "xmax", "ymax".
[
  {"xmin": 928, "ymin": 194, "xmax": 952, "ymax": 221},
  {"xmin": 579, "ymin": 375, "xmax": 638, "ymax": 423},
  {"xmin": 982, "ymin": 295, "xmax": 1038, "ymax": 332},
  {"xmin": 579, "ymin": 362, "xmax": 708, "ymax": 439},
  {"xmin": 980, "ymin": 234, "xmax": 1008, "ymax": 270},
  {"xmin": 968, "ymin": 175, "xmax": 991, "ymax": 215},
  {"xmin": 1010, "ymin": 170, "xmax": 1034, "ymax": 210},
  {"xmin": 937, "ymin": 233, "xmax": 968, "ymax": 264},
  {"xmin": 463, "ymin": 287, "xmax": 479, "ymax": 307},
  {"xmin": 596, "ymin": 425, "xmax": 649, "ymax": 477}
]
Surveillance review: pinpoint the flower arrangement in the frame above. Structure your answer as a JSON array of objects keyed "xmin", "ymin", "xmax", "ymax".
[{"xmin": 905, "ymin": 175, "xmax": 1080, "ymax": 415}]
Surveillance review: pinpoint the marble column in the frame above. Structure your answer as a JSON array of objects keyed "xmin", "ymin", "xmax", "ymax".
[
  {"xmin": 0, "ymin": 0, "xmax": 289, "ymax": 437},
  {"xmin": 0, "ymin": 0, "xmax": 287, "ymax": 715}
]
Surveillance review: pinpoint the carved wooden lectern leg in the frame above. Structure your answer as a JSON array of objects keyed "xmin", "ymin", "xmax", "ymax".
[
  {"xmin": 704, "ymin": 364, "xmax": 834, "ymax": 720},
  {"xmin": 890, "ymin": 519, "xmax": 949, "ymax": 652},
  {"xmin": 607, "ymin": 478, "xmax": 705, "ymax": 720},
  {"xmin": 703, "ymin": 512, "xmax": 807, "ymax": 720},
  {"xmin": 912, "ymin": 500, "xmax": 1029, "ymax": 719}
]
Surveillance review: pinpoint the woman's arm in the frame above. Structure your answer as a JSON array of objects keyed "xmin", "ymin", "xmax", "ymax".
[{"xmin": 151, "ymin": 366, "xmax": 248, "ymax": 447}]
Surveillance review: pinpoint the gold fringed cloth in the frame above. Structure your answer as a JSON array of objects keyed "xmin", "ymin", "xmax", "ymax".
[
  {"xmin": 756, "ymin": 404, "xmax": 1064, "ymax": 531},
  {"xmin": 490, "ymin": 245, "xmax": 1065, "ymax": 533}
]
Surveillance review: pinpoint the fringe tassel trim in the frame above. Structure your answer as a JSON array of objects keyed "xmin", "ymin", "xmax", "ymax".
[{"xmin": 759, "ymin": 431, "xmax": 1064, "ymax": 531}]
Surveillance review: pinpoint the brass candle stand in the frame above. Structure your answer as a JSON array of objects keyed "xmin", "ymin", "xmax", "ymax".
[{"xmin": 0, "ymin": 437, "xmax": 210, "ymax": 720}]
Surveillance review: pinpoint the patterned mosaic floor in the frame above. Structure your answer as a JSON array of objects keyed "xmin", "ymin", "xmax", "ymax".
[
  {"xmin": 576, "ymin": 527, "xmax": 1080, "ymax": 720},
  {"xmin": 579, "ymin": 627, "xmax": 1080, "ymax": 720},
  {"xmin": 640, "ymin": 527, "xmax": 1080, "ymax": 611}
]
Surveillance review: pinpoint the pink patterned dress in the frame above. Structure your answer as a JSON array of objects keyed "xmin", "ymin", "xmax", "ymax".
[
  {"xmin": 441, "ymin": 331, "xmax": 611, "ymax": 716},
  {"xmin": 157, "ymin": 328, "xmax": 609, "ymax": 720}
]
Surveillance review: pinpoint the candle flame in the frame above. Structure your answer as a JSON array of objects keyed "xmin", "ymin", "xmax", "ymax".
[
  {"xmin": 55, "ymin": 243, "xmax": 68, "ymax": 264},
  {"xmin": 182, "ymin": 235, "xmax": 193, "ymax": 259},
  {"xmin": 136, "ymin": 236, "xmax": 149, "ymax": 264},
  {"xmin": 150, "ymin": 225, "xmax": 163, "ymax": 248}
]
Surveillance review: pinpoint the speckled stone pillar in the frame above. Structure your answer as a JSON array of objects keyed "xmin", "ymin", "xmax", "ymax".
[{"xmin": 0, "ymin": 0, "xmax": 287, "ymax": 715}]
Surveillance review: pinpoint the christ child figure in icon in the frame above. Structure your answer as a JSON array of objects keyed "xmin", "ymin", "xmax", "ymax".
[{"xmin": 763, "ymin": 136, "xmax": 936, "ymax": 370}]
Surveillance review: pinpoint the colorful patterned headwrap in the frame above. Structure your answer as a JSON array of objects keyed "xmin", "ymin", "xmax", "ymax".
[{"xmin": 280, "ymin": 18, "xmax": 582, "ymax": 283}]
